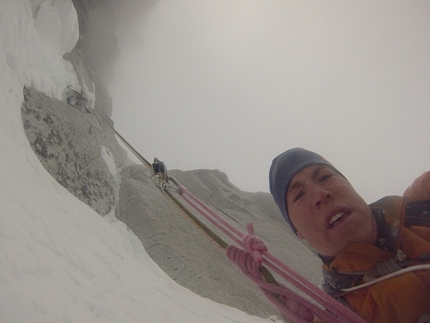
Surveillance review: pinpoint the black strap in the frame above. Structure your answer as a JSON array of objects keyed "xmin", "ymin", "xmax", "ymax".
[{"xmin": 405, "ymin": 200, "xmax": 430, "ymax": 227}]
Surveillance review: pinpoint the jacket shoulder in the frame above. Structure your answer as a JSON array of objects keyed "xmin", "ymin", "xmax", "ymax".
[{"xmin": 403, "ymin": 171, "xmax": 430, "ymax": 201}]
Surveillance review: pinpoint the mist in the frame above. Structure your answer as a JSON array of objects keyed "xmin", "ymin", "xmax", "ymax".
[{"xmin": 109, "ymin": 0, "xmax": 430, "ymax": 203}]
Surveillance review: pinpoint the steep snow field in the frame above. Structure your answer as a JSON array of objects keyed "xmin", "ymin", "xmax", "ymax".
[{"xmin": 0, "ymin": 1, "xmax": 279, "ymax": 322}]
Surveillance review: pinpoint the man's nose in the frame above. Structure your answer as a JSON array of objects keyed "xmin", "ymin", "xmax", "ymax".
[{"xmin": 311, "ymin": 188, "xmax": 333, "ymax": 208}]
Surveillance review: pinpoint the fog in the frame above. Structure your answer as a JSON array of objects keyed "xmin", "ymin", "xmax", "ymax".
[{"xmin": 110, "ymin": 0, "xmax": 430, "ymax": 203}]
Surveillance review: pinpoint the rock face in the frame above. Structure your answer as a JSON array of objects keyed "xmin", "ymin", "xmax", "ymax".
[
  {"xmin": 21, "ymin": 0, "xmax": 322, "ymax": 320},
  {"xmin": 21, "ymin": 87, "xmax": 130, "ymax": 216}
]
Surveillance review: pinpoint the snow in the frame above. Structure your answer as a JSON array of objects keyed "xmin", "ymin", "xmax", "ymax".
[{"xmin": 0, "ymin": 1, "xmax": 279, "ymax": 322}]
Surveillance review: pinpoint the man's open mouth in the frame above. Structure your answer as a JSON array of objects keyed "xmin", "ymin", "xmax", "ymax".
[{"xmin": 329, "ymin": 212, "xmax": 345, "ymax": 228}]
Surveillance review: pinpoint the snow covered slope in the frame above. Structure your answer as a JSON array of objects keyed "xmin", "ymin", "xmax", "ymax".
[{"xmin": 0, "ymin": 1, "xmax": 280, "ymax": 322}]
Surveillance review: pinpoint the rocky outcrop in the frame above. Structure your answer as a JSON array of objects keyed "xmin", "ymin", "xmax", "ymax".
[{"xmin": 21, "ymin": 87, "xmax": 130, "ymax": 216}]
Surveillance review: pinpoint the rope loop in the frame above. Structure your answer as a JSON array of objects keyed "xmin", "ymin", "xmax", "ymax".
[
  {"xmin": 226, "ymin": 245, "xmax": 316, "ymax": 323},
  {"xmin": 226, "ymin": 245, "xmax": 261, "ymax": 278},
  {"xmin": 243, "ymin": 223, "xmax": 268, "ymax": 266}
]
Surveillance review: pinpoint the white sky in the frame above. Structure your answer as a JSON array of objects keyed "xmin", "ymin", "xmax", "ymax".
[
  {"xmin": 0, "ymin": 1, "xmax": 279, "ymax": 322},
  {"xmin": 110, "ymin": 0, "xmax": 430, "ymax": 203}
]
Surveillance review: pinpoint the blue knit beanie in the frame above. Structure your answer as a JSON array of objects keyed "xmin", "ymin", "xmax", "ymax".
[{"xmin": 269, "ymin": 148, "xmax": 341, "ymax": 233}]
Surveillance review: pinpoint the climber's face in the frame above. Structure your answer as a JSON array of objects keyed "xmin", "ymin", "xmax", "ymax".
[{"xmin": 286, "ymin": 165, "xmax": 377, "ymax": 257}]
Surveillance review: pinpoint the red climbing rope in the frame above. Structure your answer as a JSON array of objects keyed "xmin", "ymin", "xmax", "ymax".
[{"xmin": 174, "ymin": 181, "xmax": 368, "ymax": 323}]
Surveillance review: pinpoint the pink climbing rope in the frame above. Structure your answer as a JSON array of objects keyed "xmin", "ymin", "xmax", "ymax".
[{"xmin": 176, "ymin": 183, "xmax": 368, "ymax": 323}]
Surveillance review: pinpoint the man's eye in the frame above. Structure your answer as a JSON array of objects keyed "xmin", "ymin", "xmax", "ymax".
[
  {"xmin": 319, "ymin": 174, "xmax": 332, "ymax": 182},
  {"xmin": 294, "ymin": 191, "xmax": 304, "ymax": 202}
]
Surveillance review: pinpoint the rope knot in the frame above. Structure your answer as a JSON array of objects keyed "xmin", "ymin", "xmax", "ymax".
[
  {"xmin": 243, "ymin": 223, "xmax": 267, "ymax": 266},
  {"xmin": 226, "ymin": 245, "xmax": 261, "ymax": 279}
]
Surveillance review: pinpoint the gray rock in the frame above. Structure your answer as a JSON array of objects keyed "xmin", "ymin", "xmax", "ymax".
[{"xmin": 21, "ymin": 87, "xmax": 130, "ymax": 216}]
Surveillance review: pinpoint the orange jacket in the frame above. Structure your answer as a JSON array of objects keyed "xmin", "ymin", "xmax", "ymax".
[{"xmin": 321, "ymin": 171, "xmax": 430, "ymax": 323}]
